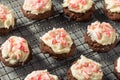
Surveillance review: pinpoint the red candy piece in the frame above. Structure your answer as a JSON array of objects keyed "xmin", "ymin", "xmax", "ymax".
[
  {"xmin": 49, "ymin": 31, "xmax": 56, "ymax": 38},
  {"xmin": 17, "ymin": 53, "xmax": 22, "ymax": 60},
  {"xmin": 82, "ymin": 70, "xmax": 90, "ymax": 79},
  {"xmin": 62, "ymin": 40, "xmax": 67, "ymax": 47},
  {"xmin": 8, "ymin": 38, "xmax": 14, "ymax": 43},
  {"xmin": 37, "ymin": 0, "xmax": 41, "ymax": 3},
  {"xmin": 52, "ymin": 39, "xmax": 57, "ymax": 44},
  {"xmin": 69, "ymin": 3, "xmax": 80, "ymax": 10},
  {"xmin": 60, "ymin": 32, "xmax": 66, "ymax": 37},
  {"xmin": 0, "ymin": 5, "xmax": 7, "ymax": 22},
  {"xmin": 78, "ymin": 0, "xmax": 87, "ymax": 5},
  {"xmin": 96, "ymin": 32, "xmax": 102, "ymax": 40}
]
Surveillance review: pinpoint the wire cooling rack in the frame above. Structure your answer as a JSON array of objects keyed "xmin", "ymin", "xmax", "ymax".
[{"xmin": 0, "ymin": 0, "xmax": 120, "ymax": 80}]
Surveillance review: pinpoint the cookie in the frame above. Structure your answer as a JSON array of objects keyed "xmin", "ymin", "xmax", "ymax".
[
  {"xmin": 0, "ymin": 4, "xmax": 16, "ymax": 35},
  {"xmin": 40, "ymin": 28, "xmax": 76, "ymax": 60},
  {"xmin": 63, "ymin": 5, "xmax": 95, "ymax": 21},
  {"xmin": 40, "ymin": 40, "xmax": 75, "ymax": 60},
  {"xmin": 22, "ymin": 0, "xmax": 54, "ymax": 20},
  {"xmin": 0, "ymin": 36, "xmax": 32, "ymax": 67},
  {"xmin": 85, "ymin": 32, "xmax": 118, "ymax": 52},
  {"xmin": 104, "ymin": 5, "xmax": 120, "ymax": 20},
  {"xmin": 25, "ymin": 70, "xmax": 58, "ymax": 80},
  {"xmin": 104, "ymin": 0, "xmax": 120, "ymax": 20},
  {"xmin": 67, "ymin": 55, "xmax": 104, "ymax": 80},
  {"xmin": 62, "ymin": 0, "xmax": 95, "ymax": 21},
  {"xmin": 85, "ymin": 21, "xmax": 118, "ymax": 52},
  {"xmin": 114, "ymin": 58, "xmax": 120, "ymax": 79}
]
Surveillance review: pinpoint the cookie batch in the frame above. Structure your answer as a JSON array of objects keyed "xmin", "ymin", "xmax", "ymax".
[{"xmin": 0, "ymin": 0, "xmax": 120, "ymax": 80}]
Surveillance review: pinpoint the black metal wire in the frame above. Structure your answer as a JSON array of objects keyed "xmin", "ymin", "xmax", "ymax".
[{"xmin": 0, "ymin": 0, "xmax": 120, "ymax": 80}]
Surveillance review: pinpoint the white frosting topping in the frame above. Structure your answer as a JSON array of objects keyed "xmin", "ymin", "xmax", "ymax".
[
  {"xmin": 24, "ymin": 70, "xmax": 58, "ymax": 80},
  {"xmin": 0, "ymin": 36, "xmax": 30, "ymax": 65},
  {"xmin": 23, "ymin": 0, "xmax": 52, "ymax": 15},
  {"xmin": 40, "ymin": 28, "xmax": 73, "ymax": 54},
  {"xmin": 62, "ymin": 0, "xmax": 94, "ymax": 13},
  {"xmin": 105, "ymin": 0, "xmax": 120, "ymax": 12},
  {"xmin": 116, "ymin": 57, "xmax": 120, "ymax": 73},
  {"xmin": 87, "ymin": 21, "xmax": 118, "ymax": 45},
  {"xmin": 0, "ymin": 4, "xmax": 15, "ymax": 29},
  {"xmin": 71, "ymin": 55, "xmax": 103, "ymax": 80}
]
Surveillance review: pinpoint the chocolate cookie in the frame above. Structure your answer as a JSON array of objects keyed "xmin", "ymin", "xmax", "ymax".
[
  {"xmin": 0, "ymin": 26, "xmax": 13, "ymax": 36},
  {"xmin": 114, "ymin": 59, "xmax": 120, "ymax": 80},
  {"xmin": 40, "ymin": 40, "xmax": 76, "ymax": 60},
  {"xmin": 67, "ymin": 68, "xmax": 104, "ymax": 80},
  {"xmin": 67, "ymin": 68, "xmax": 77, "ymax": 80},
  {"xmin": 0, "ymin": 45, "xmax": 32, "ymax": 67},
  {"xmin": 104, "ymin": 5, "xmax": 120, "ymax": 20},
  {"xmin": 0, "ymin": 19, "xmax": 16, "ymax": 36},
  {"xmin": 84, "ymin": 32, "xmax": 118, "ymax": 52},
  {"xmin": 63, "ymin": 4, "xmax": 95, "ymax": 21},
  {"xmin": 21, "ymin": 6, "xmax": 54, "ymax": 20}
]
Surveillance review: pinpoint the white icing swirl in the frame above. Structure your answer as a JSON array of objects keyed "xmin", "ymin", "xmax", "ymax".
[
  {"xmin": 40, "ymin": 28, "xmax": 73, "ymax": 54},
  {"xmin": 24, "ymin": 70, "xmax": 58, "ymax": 80},
  {"xmin": 23, "ymin": 0, "xmax": 52, "ymax": 15},
  {"xmin": 105, "ymin": 0, "xmax": 120, "ymax": 13},
  {"xmin": 71, "ymin": 55, "xmax": 103, "ymax": 80},
  {"xmin": 62, "ymin": 0, "xmax": 94, "ymax": 13},
  {"xmin": 0, "ymin": 36, "xmax": 30, "ymax": 65},
  {"xmin": 87, "ymin": 21, "xmax": 118, "ymax": 45},
  {"xmin": 116, "ymin": 57, "xmax": 120, "ymax": 73},
  {"xmin": 0, "ymin": 4, "xmax": 15, "ymax": 29}
]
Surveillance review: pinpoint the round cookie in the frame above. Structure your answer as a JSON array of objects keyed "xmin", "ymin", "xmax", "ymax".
[
  {"xmin": 114, "ymin": 57, "xmax": 120, "ymax": 79},
  {"xmin": 85, "ymin": 21, "xmax": 118, "ymax": 52},
  {"xmin": 40, "ymin": 28, "xmax": 76, "ymax": 60},
  {"xmin": 62, "ymin": 0, "xmax": 95, "ymax": 21},
  {"xmin": 67, "ymin": 55, "xmax": 104, "ymax": 80},
  {"xmin": 0, "ymin": 4, "xmax": 16, "ymax": 35},
  {"xmin": 24, "ymin": 70, "xmax": 58, "ymax": 80},
  {"xmin": 0, "ymin": 36, "xmax": 32, "ymax": 67},
  {"xmin": 22, "ymin": 0, "xmax": 54, "ymax": 20},
  {"xmin": 104, "ymin": 0, "xmax": 120, "ymax": 20}
]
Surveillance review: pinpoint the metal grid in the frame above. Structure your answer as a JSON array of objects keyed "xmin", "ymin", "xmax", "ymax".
[{"xmin": 0, "ymin": 0, "xmax": 120, "ymax": 80}]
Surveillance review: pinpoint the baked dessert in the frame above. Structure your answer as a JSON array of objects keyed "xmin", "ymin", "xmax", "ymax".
[
  {"xmin": 0, "ymin": 36, "xmax": 32, "ymax": 67},
  {"xmin": 67, "ymin": 55, "xmax": 103, "ymax": 80},
  {"xmin": 85, "ymin": 21, "xmax": 118, "ymax": 52},
  {"xmin": 25, "ymin": 70, "xmax": 58, "ymax": 80},
  {"xmin": 104, "ymin": 0, "xmax": 120, "ymax": 20},
  {"xmin": 22, "ymin": 0, "xmax": 54, "ymax": 20},
  {"xmin": 0, "ymin": 4, "xmax": 16, "ymax": 35},
  {"xmin": 40, "ymin": 28, "xmax": 75, "ymax": 60},
  {"xmin": 114, "ymin": 57, "xmax": 120, "ymax": 79},
  {"xmin": 62, "ymin": 0, "xmax": 95, "ymax": 21}
]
